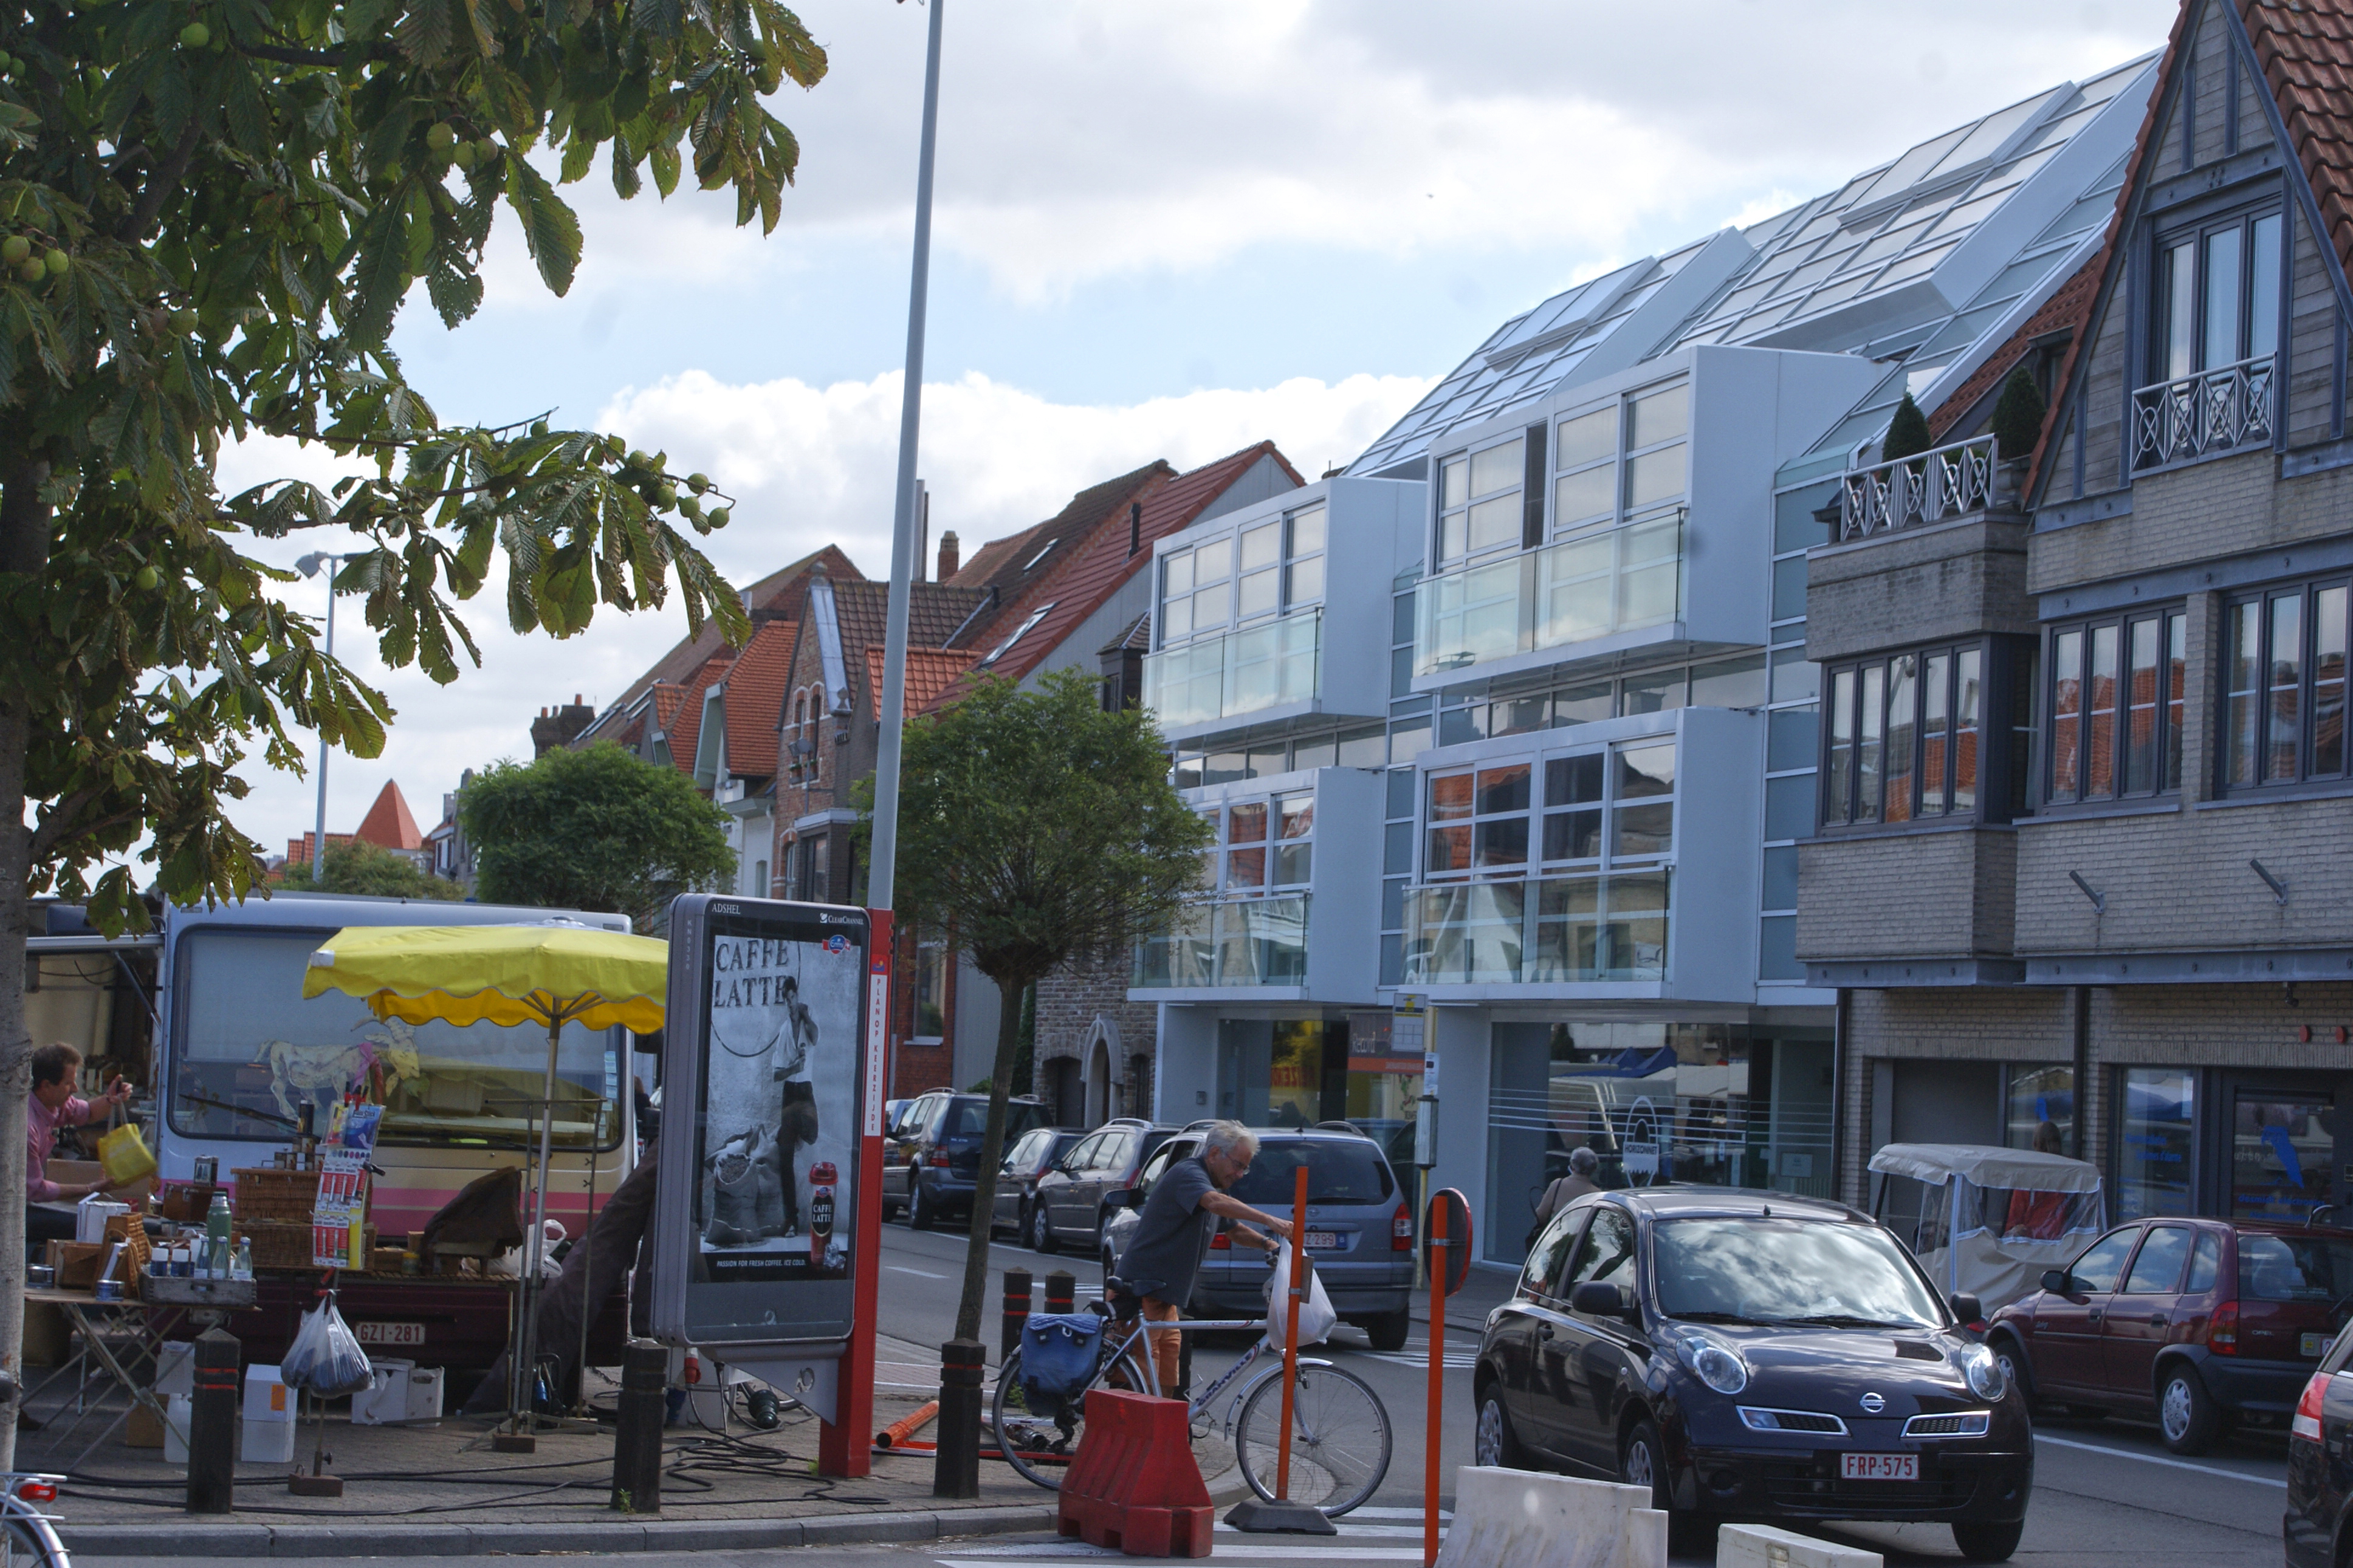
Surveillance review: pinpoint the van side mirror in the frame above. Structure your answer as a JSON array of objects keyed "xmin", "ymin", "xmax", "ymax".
[
  {"xmin": 2039, "ymin": 1268, "xmax": 2070, "ymax": 1295},
  {"xmin": 1949, "ymin": 1293, "xmax": 1984, "ymax": 1326},
  {"xmin": 1570, "ymin": 1281, "xmax": 1630, "ymax": 1319}
]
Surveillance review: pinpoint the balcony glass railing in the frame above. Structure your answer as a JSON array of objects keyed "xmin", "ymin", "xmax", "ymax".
[
  {"xmin": 1144, "ymin": 609, "xmax": 1322, "ymax": 730},
  {"xmin": 1414, "ymin": 514, "xmax": 1683, "ymax": 678},
  {"xmin": 1133, "ymin": 894, "xmax": 1310, "ymax": 988},
  {"xmin": 1402, "ymin": 869, "xmax": 1669, "ymax": 985}
]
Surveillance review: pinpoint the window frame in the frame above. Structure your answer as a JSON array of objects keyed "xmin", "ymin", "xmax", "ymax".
[
  {"xmin": 2145, "ymin": 204, "xmax": 2284, "ymax": 387},
  {"xmin": 2220, "ymin": 575, "xmax": 2352, "ymax": 792},
  {"xmin": 1158, "ymin": 507, "xmax": 1331, "ymax": 647},
  {"xmin": 1202, "ymin": 788, "xmax": 1315, "ymax": 896},
  {"xmin": 1820, "ymin": 640, "xmax": 1994, "ymax": 829},
  {"xmin": 1421, "ymin": 738, "xmax": 1677, "ymax": 883},
  {"xmin": 1435, "ymin": 433, "xmax": 1528, "ymax": 569},
  {"xmin": 2042, "ymin": 605, "xmax": 2189, "ymax": 807}
]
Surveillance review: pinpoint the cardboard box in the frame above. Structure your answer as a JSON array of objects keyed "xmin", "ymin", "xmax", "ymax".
[
  {"xmin": 242, "ymin": 1364, "xmax": 295, "ymax": 1464},
  {"xmin": 19, "ymin": 1303, "xmax": 70, "ymax": 1368},
  {"xmin": 46, "ymin": 1159, "xmax": 155, "ymax": 1210},
  {"xmin": 125, "ymin": 1401, "xmax": 164, "ymax": 1448},
  {"xmin": 351, "ymin": 1359, "xmax": 412, "ymax": 1426},
  {"xmin": 49, "ymin": 1241, "xmax": 108, "ymax": 1291}
]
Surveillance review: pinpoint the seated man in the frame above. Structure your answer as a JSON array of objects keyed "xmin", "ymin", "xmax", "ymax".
[
  {"xmin": 1114, "ymin": 1120, "xmax": 1291, "ymax": 1400},
  {"xmin": 26, "ymin": 1042, "xmax": 132, "ymax": 1255}
]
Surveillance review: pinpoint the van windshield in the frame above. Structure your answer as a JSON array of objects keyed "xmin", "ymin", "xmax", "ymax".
[
  {"xmin": 169, "ymin": 929, "xmax": 621, "ymax": 1151},
  {"xmin": 1229, "ymin": 1140, "xmax": 1396, "ymax": 1205}
]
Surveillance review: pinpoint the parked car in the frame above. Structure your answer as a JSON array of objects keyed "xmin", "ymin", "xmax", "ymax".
[
  {"xmin": 2286, "ymin": 1320, "xmax": 2353, "ymax": 1568},
  {"xmin": 1474, "ymin": 1186, "xmax": 2028, "ymax": 1560},
  {"xmin": 1985, "ymin": 1214, "xmax": 2353, "ymax": 1454},
  {"xmin": 1028, "ymin": 1118, "xmax": 1180, "ymax": 1254},
  {"xmin": 1101, "ymin": 1125, "xmax": 1415, "ymax": 1352},
  {"xmin": 992, "ymin": 1126, "xmax": 1088, "ymax": 1240},
  {"xmin": 881, "ymin": 1090, "xmax": 1049, "ymax": 1229}
]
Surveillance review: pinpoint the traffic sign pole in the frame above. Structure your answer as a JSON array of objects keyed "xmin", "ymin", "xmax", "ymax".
[{"xmin": 1423, "ymin": 1197, "xmax": 1444, "ymax": 1568}]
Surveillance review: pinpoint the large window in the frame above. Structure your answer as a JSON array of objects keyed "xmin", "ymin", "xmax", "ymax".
[
  {"xmin": 1424, "ymin": 740, "xmax": 1674, "ymax": 881},
  {"xmin": 1553, "ymin": 380, "xmax": 1688, "ymax": 535},
  {"xmin": 2117, "ymin": 1067, "xmax": 2195, "ymax": 1222},
  {"xmin": 2152, "ymin": 209, "xmax": 2282, "ymax": 383},
  {"xmin": 1203, "ymin": 792, "xmax": 1313, "ymax": 894},
  {"xmin": 1159, "ymin": 505, "xmax": 1327, "ymax": 645},
  {"xmin": 1821, "ymin": 644, "xmax": 1985, "ymax": 826},
  {"xmin": 2223, "ymin": 577, "xmax": 2349, "ymax": 789},
  {"xmin": 2046, "ymin": 607, "xmax": 2186, "ymax": 804},
  {"xmin": 1437, "ymin": 435, "xmax": 1526, "ymax": 567}
]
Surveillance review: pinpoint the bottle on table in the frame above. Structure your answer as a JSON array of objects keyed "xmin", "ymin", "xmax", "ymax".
[{"xmin": 204, "ymin": 1191, "xmax": 233, "ymax": 1279}]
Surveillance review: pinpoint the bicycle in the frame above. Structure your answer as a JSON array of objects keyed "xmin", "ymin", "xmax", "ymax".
[
  {"xmin": 991, "ymin": 1279, "xmax": 1391, "ymax": 1516},
  {"xmin": 0, "ymin": 1474, "xmax": 70, "ymax": 1568}
]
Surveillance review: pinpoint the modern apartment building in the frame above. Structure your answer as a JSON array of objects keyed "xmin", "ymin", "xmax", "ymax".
[
  {"xmin": 1133, "ymin": 51, "xmax": 2163, "ymax": 1268},
  {"xmin": 1799, "ymin": 0, "xmax": 2353, "ymax": 1228}
]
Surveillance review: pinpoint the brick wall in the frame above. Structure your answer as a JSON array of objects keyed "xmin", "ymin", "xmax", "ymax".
[
  {"xmin": 1805, "ymin": 513, "xmax": 2035, "ymax": 664},
  {"xmin": 1798, "ymin": 826, "xmax": 2017, "ymax": 962},
  {"xmin": 1033, "ymin": 956, "xmax": 1158, "ymax": 1125}
]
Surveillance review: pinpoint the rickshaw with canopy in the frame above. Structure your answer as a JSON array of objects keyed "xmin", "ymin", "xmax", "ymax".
[{"xmin": 1869, "ymin": 1142, "xmax": 2106, "ymax": 1312}]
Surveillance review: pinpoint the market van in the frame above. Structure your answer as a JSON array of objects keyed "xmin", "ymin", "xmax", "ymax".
[{"xmin": 30, "ymin": 891, "xmax": 640, "ymax": 1390}]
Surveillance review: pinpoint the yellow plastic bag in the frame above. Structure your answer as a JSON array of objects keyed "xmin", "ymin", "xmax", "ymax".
[{"xmin": 97, "ymin": 1121, "xmax": 157, "ymax": 1186}]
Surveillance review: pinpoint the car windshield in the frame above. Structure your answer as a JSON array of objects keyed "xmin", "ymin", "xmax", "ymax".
[
  {"xmin": 1652, "ymin": 1216, "xmax": 1944, "ymax": 1330},
  {"xmin": 2239, "ymin": 1233, "xmax": 2353, "ymax": 1303},
  {"xmin": 1229, "ymin": 1140, "xmax": 1395, "ymax": 1205}
]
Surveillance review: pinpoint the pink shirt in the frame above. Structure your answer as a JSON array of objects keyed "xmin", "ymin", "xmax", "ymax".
[{"xmin": 27, "ymin": 1094, "xmax": 94, "ymax": 1203}]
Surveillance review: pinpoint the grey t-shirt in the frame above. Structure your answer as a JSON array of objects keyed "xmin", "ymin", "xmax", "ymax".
[{"xmin": 1117, "ymin": 1155, "xmax": 1218, "ymax": 1303}]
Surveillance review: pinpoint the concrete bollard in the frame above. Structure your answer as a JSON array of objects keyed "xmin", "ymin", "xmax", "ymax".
[
  {"xmin": 610, "ymin": 1339, "xmax": 666, "ymax": 1514},
  {"xmin": 932, "ymin": 1338, "xmax": 986, "ymax": 1501},
  {"xmin": 185, "ymin": 1326, "xmax": 240, "ymax": 1515},
  {"xmin": 1002, "ymin": 1267, "xmax": 1033, "ymax": 1361},
  {"xmin": 1432, "ymin": 1465, "xmax": 1667, "ymax": 1568},
  {"xmin": 1717, "ymin": 1524, "xmax": 1883, "ymax": 1568}
]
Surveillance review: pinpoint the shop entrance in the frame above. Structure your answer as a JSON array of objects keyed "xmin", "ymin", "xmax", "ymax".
[{"xmin": 2227, "ymin": 1077, "xmax": 2341, "ymax": 1224}]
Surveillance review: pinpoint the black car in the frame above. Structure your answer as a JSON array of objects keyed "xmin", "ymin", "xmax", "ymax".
[
  {"xmin": 991, "ymin": 1126, "xmax": 1088, "ymax": 1240},
  {"xmin": 1474, "ymin": 1187, "xmax": 2031, "ymax": 1560},
  {"xmin": 2286, "ymin": 1321, "xmax": 2353, "ymax": 1567},
  {"xmin": 1028, "ymin": 1118, "xmax": 1180, "ymax": 1254},
  {"xmin": 881, "ymin": 1090, "xmax": 1048, "ymax": 1229}
]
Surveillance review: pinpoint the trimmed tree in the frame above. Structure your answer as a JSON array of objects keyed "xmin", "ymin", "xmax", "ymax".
[
  {"xmin": 0, "ymin": 0, "xmax": 826, "ymax": 1460},
  {"xmin": 1882, "ymin": 392, "xmax": 1933, "ymax": 462},
  {"xmin": 864, "ymin": 671, "xmax": 1212, "ymax": 1405},
  {"xmin": 1990, "ymin": 365, "xmax": 2049, "ymax": 464},
  {"xmin": 460, "ymin": 741, "xmax": 735, "ymax": 930}
]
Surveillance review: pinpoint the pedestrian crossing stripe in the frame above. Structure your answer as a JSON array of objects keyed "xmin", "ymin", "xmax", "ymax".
[{"xmin": 1364, "ymin": 1351, "xmax": 1479, "ymax": 1369}]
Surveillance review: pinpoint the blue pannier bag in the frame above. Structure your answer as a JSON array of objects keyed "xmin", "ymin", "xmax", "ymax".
[{"xmin": 1018, "ymin": 1312, "xmax": 1104, "ymax": 1416}]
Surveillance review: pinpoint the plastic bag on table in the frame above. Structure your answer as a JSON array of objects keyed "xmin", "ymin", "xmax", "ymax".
[
  {"xmin": 280, "ymin": 1291, "xmax": 374, "ymax": 1397},
  {"xmin": 1261, "ymin": 1241, "xmax": 1337, "ymax": 1349}
]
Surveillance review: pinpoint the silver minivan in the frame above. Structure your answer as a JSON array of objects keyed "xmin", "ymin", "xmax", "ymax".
[{"xmin": 1103, "ymin": 1126, "xmax": 1416, "ymax": 1351}]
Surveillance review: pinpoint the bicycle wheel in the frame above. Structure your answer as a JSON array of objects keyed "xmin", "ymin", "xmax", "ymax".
[
  {"xmin": 2, "ymin": 1499, "xmax": 68, "ymax": 1568},
  {"xmin": 991, "ymin": 1344, "xmax": 1153, "ymax": 1491},
  {"xmin": 1234, "ymin": 1361, "xmax": 1391, "ymax": 1517}
]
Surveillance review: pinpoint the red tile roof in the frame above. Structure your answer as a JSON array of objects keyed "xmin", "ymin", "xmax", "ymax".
[
  {"xmin": 2245, "ymin": 0, "xmax": 2353, "ymax": 279},
  {"xmin": 946, "ymin": 442, "xmax": 1304, "ymax": 696},
  {"xmin": 352, "ymin": 782, "xmax": 424, "ymax": 852},
  {"xmin": 944, "ymin": 463, "xmax": 1173, "ymax": 645},
  {"xmin": 1928, "ymin": 255, "xmax": 2101, "ymax": 451},
  {"xmin": 605, "ymin": 545, "xmax": 859, "ymax": 718},
  {"xmin": 866, "ymin": 647, "xmax": 980, "ymax": 713},
  {"xmin": 722, "ymin": 619, "xmax": 799, "ymax": 778},
  {"xmin": 664, "ymin": 656, "xmax": 733, "ymax": 775},
  {"xmin": 947, "ymin": 523, "xmax": 1046, "ymax": 589}
]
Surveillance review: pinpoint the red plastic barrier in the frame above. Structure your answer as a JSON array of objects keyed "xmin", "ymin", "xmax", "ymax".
[{"xmin": 1056, "ymin": 1389, "xmax": 1213, "ymax": 1558}]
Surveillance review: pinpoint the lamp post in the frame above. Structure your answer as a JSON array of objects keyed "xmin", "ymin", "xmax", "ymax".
[{"xmin": 295, "ymin": 552, "xmax": 345, "ymax": 880}]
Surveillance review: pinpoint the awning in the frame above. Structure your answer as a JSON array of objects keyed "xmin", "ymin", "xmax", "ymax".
[{"xmin": 1868, "ymin": 1142, "xmax": 2103, "ymax": 1193}]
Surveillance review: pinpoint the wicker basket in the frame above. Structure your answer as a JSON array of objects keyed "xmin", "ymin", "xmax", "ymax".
[
  {"xmin": 246, "ymin": 1219, "xmax": 376, "ymax": 1271},
  {"xmin": 230, "ymin": 1168, "xmax": 320, "ymax": 1224}
]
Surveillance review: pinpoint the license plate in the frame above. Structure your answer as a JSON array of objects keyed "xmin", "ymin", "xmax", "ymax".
[
  {"xmin": 1841, "ymin": 1453, "xmax": 1918, "ymax": 1482},
  {"xmin": 1305, "ymin": 1230, "xmax": 1340, "ymax": 1251},
  {"xmin": 2306, "ymin": 1332, "xmax": 2329, "ymax": 1358},
  {"xmin": 354, "ymin": 1321, "xmax": 426, "ymax": 1347}
]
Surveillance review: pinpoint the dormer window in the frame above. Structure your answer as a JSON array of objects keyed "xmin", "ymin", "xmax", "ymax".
[{"xmin": 983, "ymin": 602, "xmax": 1054, "ymax": 667}]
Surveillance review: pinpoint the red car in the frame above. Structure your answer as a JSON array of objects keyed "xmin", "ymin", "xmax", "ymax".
[{"xmin": 1985, "ymin": 1215, "xmax": 2353, "ymax": 1454}]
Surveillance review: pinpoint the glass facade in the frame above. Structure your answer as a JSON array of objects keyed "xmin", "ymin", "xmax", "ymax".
[
  {"xmin": 1213, "ymin": 1016, "xmax": 1421, "ymax": 1170},
  {"xmin": 2117, "ymin": 1067, "xmax": 2196, "ymax": 1220}
]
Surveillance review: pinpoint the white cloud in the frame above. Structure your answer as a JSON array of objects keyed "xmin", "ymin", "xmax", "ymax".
[{"xmin": 208, "ymin": 369, "xmax": 1431, "ymax": 853}]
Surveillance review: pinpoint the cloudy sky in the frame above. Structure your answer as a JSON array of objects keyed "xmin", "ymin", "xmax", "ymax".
[{"xmin": 219, "ymin": 0, "xmax": 2176, "ymax": 862}]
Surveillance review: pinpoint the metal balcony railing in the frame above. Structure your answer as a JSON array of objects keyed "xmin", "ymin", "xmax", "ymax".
[
  {"xmin": 1133, "ymin": 894, "xmax": 1310, "ymax": 988},
  {"xmin": 1414, "ymin": 513, "xmax": 1683, "ymax": 677},
  {"xmin": 1143, "ymin": 609, "xmax": 1322, "ymax": 730},
  {"xmin": 1837, "ymin": 434, "xmax": 2002, "ymax": 541},
  {"xmin": 1401, "ymin": 868, "xmax": 1670, "ymax": 985},
  {"xmin": 2131, "ymin": 354, "xmax": 2274, "ymax": 471}
]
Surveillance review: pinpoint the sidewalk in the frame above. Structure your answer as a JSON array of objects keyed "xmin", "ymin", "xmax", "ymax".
[
  {"xmin": 1410, "ymin": 1264, "xmax": 1515, "ymax": 1339},
  {"xmin": 30, "ymin": 1335, "xmax": 1071, "ymax": 1558}
]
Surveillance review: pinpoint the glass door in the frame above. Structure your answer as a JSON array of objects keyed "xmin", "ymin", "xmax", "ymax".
[{"xmin": 2231, "ymin": 1084, "xmax": 2337, "ymax": 1222}]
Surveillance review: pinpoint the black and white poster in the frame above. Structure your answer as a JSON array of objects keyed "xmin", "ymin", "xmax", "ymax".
[{"xmin": 692, "ymin": 928, "xmax": 861, "ymax": 1285}]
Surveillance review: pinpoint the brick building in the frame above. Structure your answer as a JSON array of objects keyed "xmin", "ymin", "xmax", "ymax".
[{"xmin": 1796, "ymin": 0, "xmax": 2353, "ymax": 1229}]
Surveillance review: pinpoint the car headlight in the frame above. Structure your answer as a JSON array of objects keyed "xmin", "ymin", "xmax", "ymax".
[
  {"xmin": 1954, "ymin": 1342, "xmax": 2007, "ymax": 1402},
  {"xmin": 1674, "ymin": 1331, "xmax": 1749, "ymax": 1395}
]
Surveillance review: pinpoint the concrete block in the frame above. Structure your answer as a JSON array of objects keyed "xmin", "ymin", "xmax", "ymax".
[
  {"xmin": 1432, "ymin": 1465, "xmax": 1668, "ymax": 1568},
  {"xmin": 1718, "ymin": 1522, "xmax": 1883, "ymax": 1568}
]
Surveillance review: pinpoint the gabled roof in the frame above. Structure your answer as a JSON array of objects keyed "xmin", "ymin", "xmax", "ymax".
[
  {"xmin": 944, "ymin": 463, "xmax": 1173, "ymax": 634},
  {"xmin": 866, "ymin": 647, "xmax": 980, "ymax": 713},
  {"xmin": 825, "ymin": 577, "xmax": 997, "ymax": 665},
  {"xmin": 947, "ymin": 522, "xmax": 1046, "ymax": 589},
  {"xmin": 353, "ymin": 781, "xmax": 424, "ymax": 852},
  {"xmin": 2245, "ymin": 0, "xmax": 2353, "ymax": 279},
  {"xmin": 721, "ymin": 618, "xmax": 799, "ymax": 779},
  {"xmin": 599, "ymin": 545, "xmax": 859, "ymax": 721},
  {"xmin": 662, "ymin": 656, "xmax": 732, "ymax": 775}
]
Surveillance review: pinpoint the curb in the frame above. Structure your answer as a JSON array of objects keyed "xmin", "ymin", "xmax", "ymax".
[{"xmin": 59, "ymin": 1502, "xmax": 1062, "ymax": 1558}]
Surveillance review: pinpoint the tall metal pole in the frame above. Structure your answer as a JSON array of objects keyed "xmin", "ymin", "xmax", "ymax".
[
  {"xmin": 820, "ymin": 0, "xmax": 944, "ymax": 1479},
  {"xmin": 311, "ymin": 567, "xmax": 337, "ymax": 878}
]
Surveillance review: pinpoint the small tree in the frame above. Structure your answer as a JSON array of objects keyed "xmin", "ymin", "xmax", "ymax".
[
  {"xmin": 1990, "ymin": 365, "xmax": 2049, "ymax": 464},
  {"xmin": 461, "ymin": 741, "xmax": 735, "ymax": 929},
  {"xmin": 1882, "ymin": 392, "xmax": 1933, "ymax": 462},
  {"xmin": 280, "ymin": 837, "xmax": 462, "ymax": 899},
  {"xmin": 870, "ymin": 670, "xmax": 1212, "ymax": 1350}
]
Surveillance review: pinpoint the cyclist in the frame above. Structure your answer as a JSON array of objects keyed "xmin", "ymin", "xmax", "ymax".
[{"xmin": 1115, "ymin": 1120, "xmax": 1291, "ymax": 1400}]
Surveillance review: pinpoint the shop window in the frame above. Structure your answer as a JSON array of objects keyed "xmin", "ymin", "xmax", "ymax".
[
  {"xmin": 2222, "ymin": 578, "xmax": 2349, "ymax": 790},
  {"xmin": 2233, "ymin": 1087, "xmax": 2334, "ymax": 1222},
  {"xmin": 2117, "ymin": 1068, "xmax": 2196, "ymax": 1221},
  {"xmin": 2004, "ymin": 1063, "xmax": 2074, "ymax": 1153}
]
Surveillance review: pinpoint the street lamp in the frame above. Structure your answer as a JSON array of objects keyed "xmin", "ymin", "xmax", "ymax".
[{"xmin": 295, "ymin": 551, "xmax": 345, "ymax": 880}]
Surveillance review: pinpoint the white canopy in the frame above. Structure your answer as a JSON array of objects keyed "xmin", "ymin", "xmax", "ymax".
[{"xmin": 1869, "ymin": 1142, "xmax": 2103, "ymax": 1194}]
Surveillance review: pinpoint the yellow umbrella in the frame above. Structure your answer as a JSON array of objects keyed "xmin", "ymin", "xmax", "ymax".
[{"xmin": 303, "ymin": 921, "xmax": 666, "ymax": 1438}]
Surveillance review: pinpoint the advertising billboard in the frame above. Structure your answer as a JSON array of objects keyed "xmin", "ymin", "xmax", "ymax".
[{"xmin": 652, "ymin": 895, "xmax": 868, "ymax": 1361}]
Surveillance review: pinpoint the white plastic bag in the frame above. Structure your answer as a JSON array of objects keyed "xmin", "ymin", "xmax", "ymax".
[
  {"xmin": 280, "ymin": 1292, "xmax": 375, "ymax": 1397},
  {"xmin": 1262, "ymin": 1241, "xmax": 1338, "ymax": 1349}
]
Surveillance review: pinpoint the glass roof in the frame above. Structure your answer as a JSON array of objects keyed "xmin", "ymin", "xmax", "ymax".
[{"xmin": 1350, "ymin": 53, "xmax": 2156, "ymax": 478}]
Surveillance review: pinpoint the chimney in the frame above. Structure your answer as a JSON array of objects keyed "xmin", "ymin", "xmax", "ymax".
[
  {"xmin": 1127, "ymin": 501, "xmax": 1142, "ymax": 558},
  {"xmin": 936, "ymin": 530, "xmax": 960, "ymax": 582}
]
